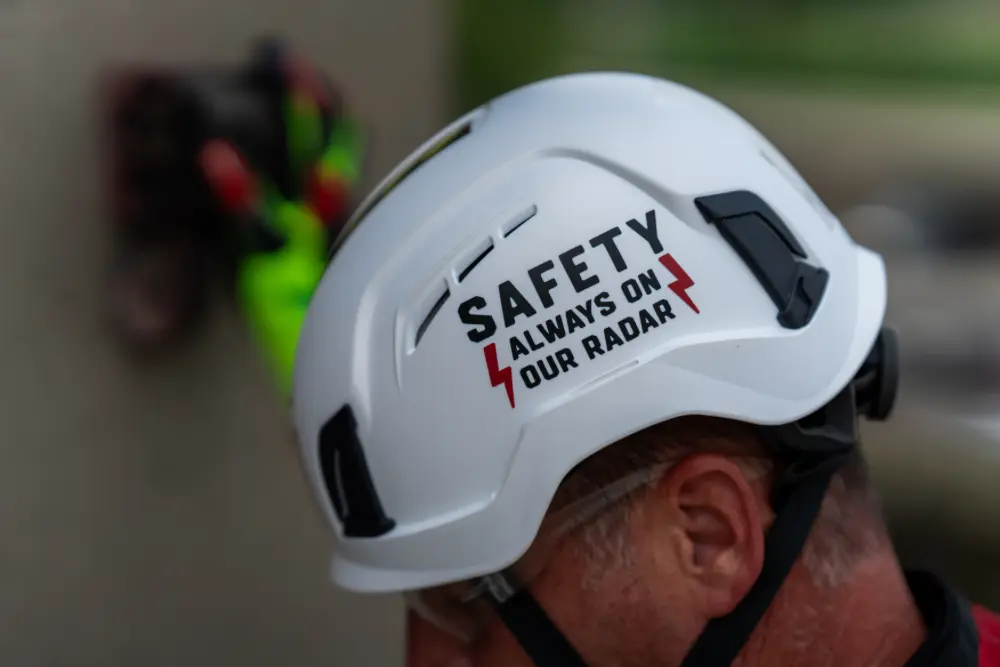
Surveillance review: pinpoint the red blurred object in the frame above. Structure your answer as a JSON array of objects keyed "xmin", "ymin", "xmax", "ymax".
[
  {"xmin": 306, "ymin": 167, "xmax": 351, "ymax": 226},
  {"xmin": 199, "ymin": 139, "xmax": 257, "ymax": 214},
  {"xmin": 285, "ymin": 55, "xmax": 332, "ymax": 110}
]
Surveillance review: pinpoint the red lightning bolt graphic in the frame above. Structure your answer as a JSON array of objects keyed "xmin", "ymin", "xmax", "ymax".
[
  {"xmin": 483, "ymin": 343, "xmax": 515, "ymax": 409},
  {"xmin": 658, "ymin": 253, "xmax": 700, "ymax": 314}
]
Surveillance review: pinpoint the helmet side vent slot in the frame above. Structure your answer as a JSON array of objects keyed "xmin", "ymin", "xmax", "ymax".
[
  {"xmin": 457, "ymin": 237, "xmax": 495, "ymax": 283},
  {"xmin": 501, "ymin": 204, "xmax": 538, "ymax": 238},
  {"xmin": 414, "ymin": 280, "xmax": 451, "ymax": 348}
]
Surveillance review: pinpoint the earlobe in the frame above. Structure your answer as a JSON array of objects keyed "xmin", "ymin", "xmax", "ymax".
[{"xmin": 662, "ymin": 454, "xmax": 766, "ymax": 616}]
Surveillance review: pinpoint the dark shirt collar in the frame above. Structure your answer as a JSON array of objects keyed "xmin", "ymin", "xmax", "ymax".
[{"xmin": 904, "ymin": 570, "xmax": 979, "ymax": 667}]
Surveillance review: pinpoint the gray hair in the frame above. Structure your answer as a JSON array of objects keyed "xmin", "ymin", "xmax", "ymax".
[{"xmin": 550, "ymin": 416, "xmax": 887, "ymax": 590}]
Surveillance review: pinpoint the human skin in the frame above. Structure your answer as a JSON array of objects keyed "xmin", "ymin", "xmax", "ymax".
[{"xmin": 406, "ymin": 453, "xmax": 925, "ymax": 667}]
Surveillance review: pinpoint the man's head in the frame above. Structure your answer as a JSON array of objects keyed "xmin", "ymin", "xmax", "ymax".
[
  {"xmin": 407, "ymin": 416, "xmax": 891, "ymax": 667},
  {"xmin": 291, "ymin": 72, "xmax": 899, "ymax": 667}
]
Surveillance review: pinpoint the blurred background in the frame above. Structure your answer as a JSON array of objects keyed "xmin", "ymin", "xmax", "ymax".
[{"xmin": 3, "ymin": 0, "xmax": 1000, "ymax": 664}]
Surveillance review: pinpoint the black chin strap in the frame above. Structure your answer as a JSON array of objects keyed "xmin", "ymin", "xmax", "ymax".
[
  {"xmin": 495, "ymin": 588, "xmax": 589, "ymax": 667},
  {"xmin": 678, "ymin": 451, "xmax": 845, "ymax": 666},
  {"xmin": 494, "ymin": 452, "xmax": 843, "ymax": 667}
]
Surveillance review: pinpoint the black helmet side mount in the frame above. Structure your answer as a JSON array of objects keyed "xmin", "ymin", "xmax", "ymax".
[{"xmin": 853, "ymin": 327, "xmax": 900, "ymax": 422}]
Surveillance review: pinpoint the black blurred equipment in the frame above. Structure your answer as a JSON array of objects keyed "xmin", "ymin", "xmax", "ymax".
[{"xmin": 101, "ymin": 38, "xmax": 358, "ymax": 355}]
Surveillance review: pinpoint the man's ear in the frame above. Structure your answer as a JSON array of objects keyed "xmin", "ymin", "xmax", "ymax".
[{"xmin": 656, "ymin": 454, "xmax": 767, "ymax": 618}]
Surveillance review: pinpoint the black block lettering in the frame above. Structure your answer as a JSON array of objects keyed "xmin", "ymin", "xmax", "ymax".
[
  {"xmin": 499, "ymin": 281, "xmax": 537, "ymax": 328},
  {"xmin": 653, "ymin": 299, "xmax": 675, "ymax": 323},
  {"xmin": 555, "ymin": 348, "xmax": 578, "ymax": 372},
  {"xmin": 618, "ymin": 316, "xmax": 640, "ymax": 342},
  {"xmin": 520, "ymin": 365, "xmax": 542, "ymax": 389},
  {"xmin": 639, "ymin": 308, "xmax": 659, "ymax": 334},
  {"xmin": 626, "ymin": 210, "xmax": 663, "ymax": 254},
  {"xmin": 458, "ymin": 296, "xmax": 496, "ymax": 343},
  {"xmin": 582, "ymin": 335, "xmax": 604, "ymax": 360},
  {"xmin": 523, "ymin": 330, "xmax": 545, "ymax": 352},
  {"xmin": 621, "ymin": 279, "xmax": 642, "ymax": 304},
  {"xmin": 510, "ymin": 335, "xmax": 531, "ymax": 361},
  {"xmin": 559, "ymin": 245, "xmax": 600, "ymax": 293},
  {"xmin": 595, "ymin": 291, "xmax": 617, "ymax": 317},
  {"xmin": 528, "ymin": 260, "xmax": 559, "ymax": 309},
  {"xmin": 637, "ymin": 268, "xmax": 661, "ymax": 295},
  {"xmin": 604, "ymin": 326, "xmax": 625, "ymax": 351},
  {"xmin": 589, "ymin": 227, "xmax": 628, "ymax": 272},
  {"xmin": 536, "ymin": 315, "xmax": 566, "ymax": 344},
  {"xmin": 566, "ymin": 309, "xmax": 588, "ymax": 333},
  {"xmin": 538, "ymin": 355, "xmax": 560, "ymax": 381}
]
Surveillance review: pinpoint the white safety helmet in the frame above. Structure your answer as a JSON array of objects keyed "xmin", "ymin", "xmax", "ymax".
[{"xmin": 292, "ymin": 72, "xmax": 898, "ymax": 667}]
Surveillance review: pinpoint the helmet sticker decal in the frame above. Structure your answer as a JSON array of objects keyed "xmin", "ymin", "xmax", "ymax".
[
  {"xmin": 659, "ymin": 253, "xmax": 699, "ymax": 316},
  {"xmin": 484, "ymin": 342, "xmax": 516, "ymax": 409},
  {"xmin": 456, "ymin": 208, "xmax": 701, "ymax": 408}
]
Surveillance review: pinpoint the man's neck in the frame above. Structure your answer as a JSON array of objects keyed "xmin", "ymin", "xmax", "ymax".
[{"xmin": 738, "ymin": 551, "xmax": 926, "ymax": 667}]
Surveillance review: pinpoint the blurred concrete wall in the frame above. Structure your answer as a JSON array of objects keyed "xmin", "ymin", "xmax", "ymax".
[{"xmin": 0, "ymin": 0, "xmax": 448, "ymax": 665}]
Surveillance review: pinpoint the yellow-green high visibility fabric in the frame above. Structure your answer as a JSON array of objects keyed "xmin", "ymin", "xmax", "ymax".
[
  {"xmin": 238, "ymin": 200, "xmax": 326, "ymax": 398},
  {"xmin": 238, "ymin": 116, "xmax": 364, "ymax": 398}
]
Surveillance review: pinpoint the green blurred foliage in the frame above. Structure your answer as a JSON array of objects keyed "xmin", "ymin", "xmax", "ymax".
[
  {"xmin": 453, "ymin": 0, "xmax": 1000, "ymax": 110},
  {"xmin": 646, "ymin": 6, "xmax": 1000, "ymax": 87},
  {"xmin": 655, "ymin": 0, "xmax": 932, "ymax": 7},
  {"xmin": 453, "ymin": 0, "xmax": 570, "ymax": 112}
]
